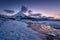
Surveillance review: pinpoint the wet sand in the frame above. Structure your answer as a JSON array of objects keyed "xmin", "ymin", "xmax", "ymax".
[{"xmin": 27, "ymin": 22, "xmax": 60, "ymax": 40}]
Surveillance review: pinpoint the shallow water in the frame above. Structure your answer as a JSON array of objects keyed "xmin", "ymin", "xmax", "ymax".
[
  {"xmin": 27, "ymin": 22, "xmax": 60, "ymax": 40},
  {"xmin": 39, "ymin": 21, "xmax": 60, "ymax": 29}
]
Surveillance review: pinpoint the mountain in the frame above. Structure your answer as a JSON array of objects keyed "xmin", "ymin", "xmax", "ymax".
[{"xmin": 0, "ymin": 13, "xmax": 60, "ymax": 40}]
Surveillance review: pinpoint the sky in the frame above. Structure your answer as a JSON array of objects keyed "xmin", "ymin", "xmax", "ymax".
[{"xmin": 0, "ymin": 0, "xmax": 60, "ymax": 19}]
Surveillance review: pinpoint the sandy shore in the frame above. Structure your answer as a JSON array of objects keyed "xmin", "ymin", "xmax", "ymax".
[{"xmin": 27, "ymin": 22, "xmax": 60, "ymax": 40}]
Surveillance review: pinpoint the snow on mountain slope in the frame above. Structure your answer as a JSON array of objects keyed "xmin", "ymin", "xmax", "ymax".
[
  {"xmin": 7, "ymin": 12, "xmax": 26, "ymax": 20},
  {"xmin": 0, "ymin": 20, "xmax": 42, "ymax": 40}
]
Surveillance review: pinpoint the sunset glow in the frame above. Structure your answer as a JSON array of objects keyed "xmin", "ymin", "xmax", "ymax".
[{"xmin": 0, "ymin": 0, "xmax": 60, "ymax": 19}]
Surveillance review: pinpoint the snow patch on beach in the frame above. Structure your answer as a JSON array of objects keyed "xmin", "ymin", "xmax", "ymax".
[{"xmin": 0, "ymin": 20, "xmax": 42, "ymax": 40}]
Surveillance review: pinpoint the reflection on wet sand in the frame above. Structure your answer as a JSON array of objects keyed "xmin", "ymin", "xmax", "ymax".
[{"xmin": 28, "ymin": 23, "xmax": 60, "ymax": 40}]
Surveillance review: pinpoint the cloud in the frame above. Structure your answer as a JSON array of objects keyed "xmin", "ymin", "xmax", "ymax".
[{"xmin": 4, "ymin": 9, "xmax": 14, "ymax": 13}]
